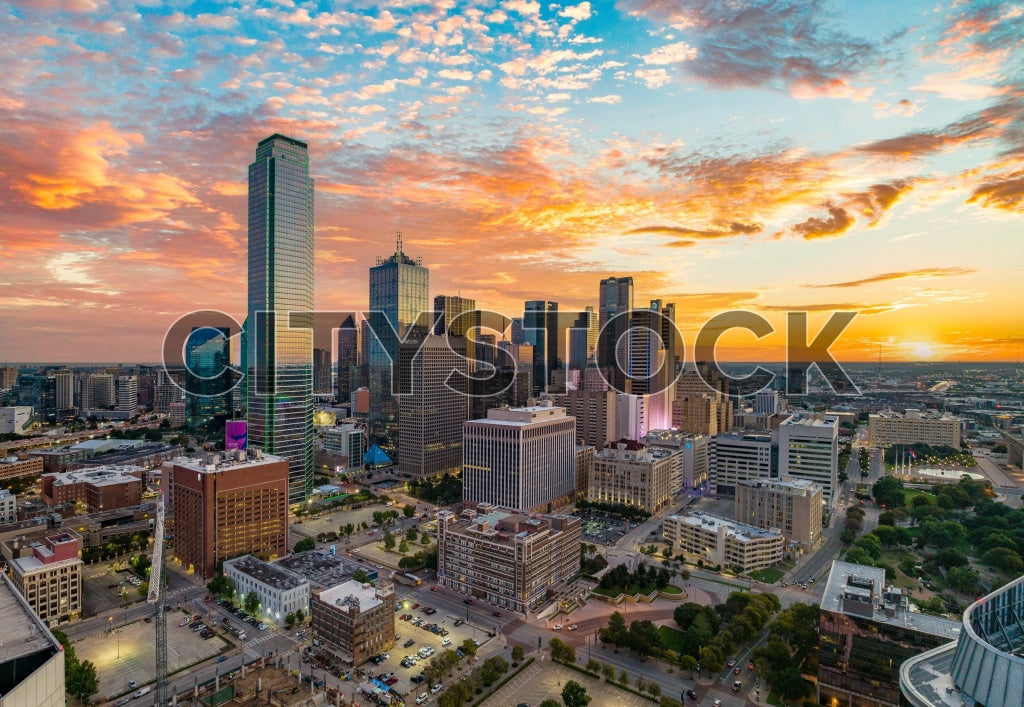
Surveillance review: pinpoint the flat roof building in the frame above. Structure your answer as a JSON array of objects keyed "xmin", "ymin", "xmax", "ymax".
[
  {"xmin": 589, "ymin": 439, "xmax": 675, "ymax": 514},
  {"xmin": 274, "ymin": 550, "xmax": 379, "ymax": 592},
  {"xmin": 437, "ymin": 504, "xmax": 581, "ymax": 613},
  {"xmin": 311, "ymin": 579, "xmax": 395, "ymax": 666},
  {"xmin": 0, "ymin": 573, "xmax": 65, "ymax": 707},
  {"xmin": 710, "ymin": 432, "xmax": 777, "ymax": 497},
  {"xmin": 735, "ymin": 477, "xmax": 823, "ymax": 549},
  {"xmin": 169, "ymin": 449, "xmax": 289, "ymax": 579},
  {"xmin": 224, "ymin": 555, "xmax": 309, "ymax": 627},
  {"xmin": 5, "ymin": 530, "xmax": 83, "ymax": 626},
  {"xmin": 779, "ymin": 414, "xmax": 839, "ymax": 505},
  {"xmin": 868, "ymin": 409, "xmax": 962, "ymax": 449},
  {"xmin": 663, "ymin": 511, "xmax": 783, "ymax": 572},
  {"xmin": 40, "ymin": 465, "xmax": 143, "ymax": 512}
]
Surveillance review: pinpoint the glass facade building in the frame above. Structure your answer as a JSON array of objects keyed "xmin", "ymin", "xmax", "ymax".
[
  {"xmin": 524, "ymin": 300, "xmax": 558, "ymax": 394},
  {"xmin": 367, "ymin": 234, "xmax": 429, "ymax": 451},
  {"xmin": 185, "ymin": 326, "xmax": 231, "ymax": 429},
  {"xmin": 246, "ymin": 134, "xmax": 315, "ymax": 505}
]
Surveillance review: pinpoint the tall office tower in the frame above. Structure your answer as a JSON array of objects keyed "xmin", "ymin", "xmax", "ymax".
[
  {"xmin": 672, "ymin": 366, "xmax": 733, "ymax": 436},
  {"xmin": 710, "ymin": 432, "xmax": 777, "ymax": 496},
  {"xmin": 137, "ymin": 374, "xmax": 154, "ymax": 409},
  {"xmin": 524, "ymin": 300, "xmax": 558, "ymax": 394},
  {"xmin": 462, "ymin": 401, "xmax": 575, "ymax": 513},
  {"xmin": 629, "ymin": 300, "xmax": 676, "ymax": 430},
  {"xmin": 52, "ymin": 368, "xmax": 74, "ymax": 414},
  {"xmin": 398, "ymin": 334, "xmax": 468, "ymax": 478},
  {"xmin": 312, "ymin": 348, "xmax": 331, "ymax": 395},
  {"xmin": 754, "ymin": 389, "xmax": 781, "ymax": 416},
  {"xmin": 185, "ymin": 327, "xmax": 231, "ymax": 428},
  {"xmin": 246, "ymin": 134, "xmax": 315, "ymax": 505},
  {"xmin": 433, "ymin": 294, "xmax": 478, "ymax": 371},
  {"xmin": 116, "ymin": 376, "xmax": 138, "ymax": 414},
  {"xmin": 154, "ymin": 368, "xmax": 184, "ymax": 414},
  {"xmin": 473, "ymin": 342, "xmax": 533, "ymax": 418},
  {"xmin": 551, "ymin": 389, "xmax": 616, "ymax": 449},
  {"xmin": 17, "ymin": 374, "xmax": 57, "ymax": 423},
  {"xmin": 475, "ymin": 333, "xmax": 496, "ymax": 370},
  {"xmin": 615, "ymin": 392, "xmax": 649, "ymax": 441},
  {"xmin": 509, "ymin": 318, "xmax": 525, "ymax": 344},
  {"xmin": 0, "ymin": 367, "xmax": 18, "ymax": 390},
  {"xmin": 778, "ymin": 413, "xmax": 839, "ymax": 506},
  {"xmin": 88, "ymin": 373, "xmax": 116, "ymax": 409},
  {"xmin": 368, "ymin": 233, "xmax": 429, "ymax": 451},
  {"xmin": 598, "ymin": 276, "xmax": 633, "ymax": 392},
  {"xmin": 336, "ymin": 315, "xmax": 360, "ymax": 401},
  {"xmin": 568, "ymin": 307, "xmax": 597, "ymax": 370}
]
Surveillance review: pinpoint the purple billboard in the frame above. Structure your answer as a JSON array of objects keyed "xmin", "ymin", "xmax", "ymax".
[{"xmin": 225, "ymin": 420, "xmax": 247, "ymax": 450}]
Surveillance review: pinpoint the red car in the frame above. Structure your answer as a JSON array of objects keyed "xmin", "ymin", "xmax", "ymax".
[
  {"xmin": 385, "ymin": 676, "xmax": 399, "ymax": 685},
  {"xmin": 748, "ymin": 663, "xmax": 755, "ymax": 671},
  {"xmin": 205, "ymin": 596, "xmax": 212, "ymax": 603}
]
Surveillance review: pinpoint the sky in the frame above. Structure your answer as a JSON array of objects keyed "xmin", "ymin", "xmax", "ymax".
[{"xmin": 1, "ymin": 0, "xmax": 1023, "ymax": 364}]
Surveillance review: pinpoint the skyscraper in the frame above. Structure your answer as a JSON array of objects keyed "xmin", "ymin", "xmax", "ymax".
[
  {"xmin": 524, "ymin": 300, "xmax": 558, "ymax": 394},
  {"xmin": 568, "ymin": 306, "xmax": 597, "ymax": 370},
  {"xmin": 313, "ymin": 348, "xmax": 331, "ymax": 395},
  {"xmin": 368, "ymin": 233, "xmax": 429, "ymax": 450},
  {"xmin": 246, "ymin": 134, "xmax": 315, "ymax": 505},
  {"xmin": 336, "ymin": 315, "xmax": 359, "ymax": 401},
  {"xmin": 598, "ymin": 276, "xmax": 633, "ymax": 392},
  {"xmin": 779, "ymin": 413, "xmax": 839, "ymax": 506},
  {"xmin": 185, "ymin": 327, "xmax": 231, "ymax": 428}
]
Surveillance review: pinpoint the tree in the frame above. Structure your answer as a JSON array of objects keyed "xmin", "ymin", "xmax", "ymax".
[
  {"xmin": 599, "ymin": 610, "xmax": 629, "ymax": 648},
  {"xmin": 602, "ymin": 663, "xmax": 615, "ymax": 681},
  {"xmin": 646, "ymin": 682, "xmax": 661, "ymax": 698},
  {"xmin": 840, "ymin": 528, "xmax": 856, "ymax": 545},
  {"xmin": 285, "ymin": 612, "xmax": 295, "ymax": 629},
  {"xmin": 512, "ymin": 645, "xmax": 525, "ymax": 664},
  {"xmin": 585, "ymin": 658, "xmax": 600, "ymax": 673},
  {"xmin": 539, "ymin": 701, "xmax": 561, "ymax": 707},
  {"xmin": 295, "ymin": 608, "xmax": 304, "ymax": 623},
  {"xmin": 461, "ymin": 638, "xmax": 477, "ymax": 658},
  {"xmin": 618, "ymin": 668, "xmax": 629, "ymax": 684},
  {"xmin": 341, "ymin": 522, "xmax": 355, "ymax": 540},
  {"xmin": 293, "ymin": 537, "xmax": 315, "ymax": 553},
  {"xmin": 561, "ymin": 680, "xmax": 591, "ymax": 707},
  {"xmin": 406, "ymin": 526, "xmax": 419, "ymax": 541},
  {"xmin": 679, "ymin": 654, "xmax": 697, "ymax": 677},
  {"xmin": 403, "ymin": 503, "xmax": 416, "ymax": 518},
  {"xmin": 878, "ymin": 511, "xmax": 897, "ymax": 526},
  {"xmin": 353, "ymin": 569, "xmax": 372, "ymax": 584},
  {"xmin": 626, "ymin": 620, "xmax": 663, "ymax": 659},
  {"xmin": 549, "ymin": 637, "xmax": 576, "ymax": 664},
  {"xmin": 399, "ymin": 539, "xmax": 409, "ymax": 553},
  {"xmin": 873, "ymin": 476, "xmax": 906, "ymax": 509},
  {"xmin": 244, "ymin": 591, "xmax": 259, "ymax": 615},
  {"xmin": 981, "ymin": 547, "xmax": 1024, "ymax": 574},
  {"xmin": 67, "ymin": 658, "xmax": 99, "ymax": 704},
  {"xmin": 421, "ymin": 531, "xmax": 432, "ymax": 545},
  {"xmin": 382, "ymin": 529, "xmax": 396, "ymax": 551}
]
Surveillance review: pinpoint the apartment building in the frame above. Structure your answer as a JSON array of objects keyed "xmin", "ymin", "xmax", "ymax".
[
  {"xmin": 588, "ymin": 439, "xmax": 675, "ymax": 514},
  {"xmin": 436, "ymin": 504, "xmax": 581, "ymax": 613},
  {"xmin": 735, "ymin": 477, "xmax": 822, "ymax": 549},
  {"xmin": 224, "ymin": 555, "xmax": 309, "ymax": 626},
  {"xmin": 311, "ymin": 579, "xmax": 395, "ymax": 665},
  {"xmin": 5, "ymin": 530, "xmax": 83, "ymax": 625},
  {"xmin": 868, "ymin": 409, "xmax": 962, "ymax": 449},
  {"xmin": 0, "ymin": 456, "xmax": 44, "ymax": 482},
  {"xmin": 663, "ymin": 511, "xmax": 783, "ymax": 572}
]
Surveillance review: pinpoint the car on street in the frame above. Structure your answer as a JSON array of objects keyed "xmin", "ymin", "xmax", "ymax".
[
  {"xmin": 128, "ymin": 681, "xmax": 137, "ymax": 689},
  {"xmin": 258, "ymin": 623, "xmax": 267, "ymax": 631},
  {"xmin": 733, "ymin": 681, "xmax": 743, "ymax": 691},
  {"xmin": 386, "ymin": 676, "xmax": 399, "ymax": 685},
  {"xmin": 567, "ymin": 625, "xmax": 578, "ymax": 631},
  {"xmin": 463, "ymin": 598, "xmax": 473, "ymax": 605},
  {"xmin": 492, "ymin": 611, "xmax": 501, "ymax": 617},
  {"xmin": 424, "ymin": 607, "xmax": 436, "ymax": 615},
  {"xmin": 204, "ymin": 596, "xmax": 211, "ymax": 603},
  {"xmin": 552, "ymin": 624, "xmax": 563, "ymax": 630},
  {"xmin": 431, "ymin": 683, "xmax": 443, "ymax": 694},
  {"xmin": 734, "ymin": 667, "xmax": 741, "ymax": 674},
  {"xmin": 217, "ymin": 656, "xmax": 227, "ymax": 662},
  {"xmin": 685, "ymin": 689, "xmax": 697, "ymax": 700},
  {"xmin": 713, "ymin": 701, "xmax": 722, "ymax": 707},
  {"xmin": 116, "ymin": 698, "xmax": 131, "ymax": 706},
  {"xmin": 726, "ymin": 659, "xmax": 736, "ymax": 667},
  {"xmin": 748, "ymin": 662, "xmax": 755, "ymax": 671}
]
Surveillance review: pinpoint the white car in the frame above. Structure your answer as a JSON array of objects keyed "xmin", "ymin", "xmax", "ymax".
[
  {"xmin": 567, "ymin": 625, "xmax": 578, "ymax": 631},
  {"xmin": 431, "ymin": 683, "xmax": 443, "ymax": 694},
  {"xmin": 416, "ymin": 693, "xmax": 429, "ymax": 704},
  {"xmin": 552, "ymin": 624, "xmax": 563, "ymax": 630}
]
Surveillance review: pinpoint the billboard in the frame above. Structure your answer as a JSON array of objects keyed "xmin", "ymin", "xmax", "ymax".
[{"xmin": 225, "ymin": 420, "xmax": 247, "ymax": 450}]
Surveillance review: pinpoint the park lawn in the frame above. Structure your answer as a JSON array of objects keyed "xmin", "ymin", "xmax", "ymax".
[
  {"xmin": 660, "ymin": 584, "xmax": 684, "ymax": 594},
  {"xmin": 657, "ymin": 625, "xmax": 687, "ymax": 654},
  {"xmin": 591, "ymin": 583, "xmax": 657, "ymax": 597},
  {"xmin": 748, "ymin": 567, "xmax": 784, "ymax": 584}
]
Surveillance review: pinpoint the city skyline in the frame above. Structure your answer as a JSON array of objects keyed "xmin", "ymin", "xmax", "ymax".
[{"xmin": 1, "ymin": 1, "xmax": 1023, "ymax": 363}]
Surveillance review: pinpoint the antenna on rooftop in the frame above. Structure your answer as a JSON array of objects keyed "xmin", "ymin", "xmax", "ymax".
[{"xmin": 396, "ymin": 231, "xmax": 403, "ymax": 255}]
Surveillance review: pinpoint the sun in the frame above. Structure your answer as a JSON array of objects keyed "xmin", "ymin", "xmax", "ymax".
[{"xmin": 909, "ymin": 341, "xmax": 935, "ymax": 359}]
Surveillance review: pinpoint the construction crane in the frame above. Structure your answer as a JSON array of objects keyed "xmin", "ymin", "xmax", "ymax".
[{"xmin": 147, "ymin": 497, "xmax": 168, "ymax": 706}]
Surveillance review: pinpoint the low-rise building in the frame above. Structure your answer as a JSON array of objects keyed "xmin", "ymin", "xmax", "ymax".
[
  {"xmin": 0, "ymin": 488, "xmax": 17, "ymax": 524},
  {"xmin": 437, "ymin": 504, "xmax": 581, "ymax": 613},
  {"xmin": 0, "ymin": 406, "xmax": 33, "ymax": 435},
  {"xmin": 735, "ymin": 477, "xmax": 823, "ymax": 549},
  {"xmin": 0, "ymin": 573, "xmax": 65, "ymax": 707},
  {"xmin": 311, "ymin": 579, "xmax": 395, "ymax": 665},
  {"xmin": 4, "ymin": 530, "xmax": 83, "ymax": 625},
  {"xmin": 868, "ymin": 409, "xmax": 962, "ymax": 449},
  {"xmin": 663, "ymin": 511, "xmax": 783, "ymax": 572},
  {"xmin": 0, "ymin": 456, "xmax": 44, "ymax": 482},
  {"xmin": 40, "ymin": 465, "xmax": 143, "ymax": 512},
  {"xmin": 274, "ymin": 550, "xmax": 379, "ymax": 592},
  {"xmin": 588, "ymin": 439, "xmax": 676, "ymax": 514},
  {"xmin": 224, "ymin": 555, "xmax": 309, "ymax": 626}
]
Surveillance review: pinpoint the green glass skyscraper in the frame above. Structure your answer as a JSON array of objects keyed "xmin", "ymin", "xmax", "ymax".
[{"xmin": 246, "ymin": 134, "xmax": 314, "ymax": 504}]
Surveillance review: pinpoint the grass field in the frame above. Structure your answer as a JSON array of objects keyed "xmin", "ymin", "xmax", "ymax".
[
  {"xmin": 748, "ymin": 567, "xmax": 785, "ymax": 584},
  {"xmin": 657, "ymin": 625, "xmax": 687, "ymax": 654}
]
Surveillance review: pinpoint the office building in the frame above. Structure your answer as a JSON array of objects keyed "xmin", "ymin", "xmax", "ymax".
[
  {"xmin": 433, "ymin": 294, "xmax": 478, "ymax": 366},
  {"xmin": 246, "ymin": 133, "xmax": 316, "ymax": 505},
  {"xmin": 16, "ymin": 375, "xmax": 56, "ymax": 425},
  {"xmin": 436, "ymin": 504, "xmax": 581, "ymax": 613},
  {"xmin": 735, "ymin": 478, "xmax": 822, "ymax": 549},
  {"xmin": 574, "ymin": 444, "xmax": 594, "ymax": 499},
  {"xmin": 644, "ymin": 430, "xmax": 708, "ymax": 492},
  {"xmin": 169, "ymin": 449, "xmax": 289, "ymax": 579},
  {"xmin": 868, "ymin": 409, "xmax": 962, "ymax": 449},
  {"xmin": 818, "ymin": 560, "xmax": 961, "ymax": 707},
  {"xmin": 589, "ymin": 439, "xmax": 676, "ymax": 514},
  {"xmin": 5, "ymin": 530, "xmax": 83, "ymax": 625},
  {"xmin": 39, "ymin": 465, "xmax": 143, "ymax": 512},
  {"xmin": 568, "ymin": 307, "xmax": 598, "ymax": 370},
  {"xmin": 0, "ymin": 488, "xmax": 16, "ymax": 524},
  {"xmin": 900, "ymin": 573, "xmax": 1024, "ymax": 707},
  {"xmin": 312, "ymin": 579, "xmax": 396, "ymax": 665},
  {"xmin": 0, "ymin": 367, "xmax": 18, "ymax": 390},
  {"xmin": 183, "ymin": 327, "xmax": 233, "ymax": 424},
  {"xmin": 672, "ymin": 366, "xmax": 733, "ymax": 437},
  {"xmin": 754, "ymin": 389, "xmax": 781, "ymax": 416},
  {"xmin": 0, "ymin": 573, "xmax": 65, "ymax": 707},
  {"xmin": 462, "ymin": 402, "xmax": 575, "ymax": 513},
  {"xmin": 0, "ymin": 406, "xmax": 32, "ymax": 435},
  {"xmin": 336, "ymin": 315, "xmax": 360, "ymax": 401},
  {"xmin": 322, "ymin": 424, "xmax": 366, "ymax": 472},
  {"xmin": 154, "ymin": 368, "xmax": 183, "ymax": 415},
  {"xmin": 524, "ymin": 300, "xmax": 559, "ymax": 394},
  {"xmin": 615, "ymin": 392, "xmax": 649, "ymax": 441},
  {"xmin": 52, "ymin": 368, "xmax": 73, "ymax": 416},
  {"xmin": 779, "ymin": 414, "xmax": 839, "ymax": 504},
  {"xmin": 664, "ymin": 511, "xmax": 783, "ymax": 571},
  {"xmin": 551, "ymin": 389, "xmax": 616, "ymax": 449},
  {"xmin": 598, "ymin": 276, "xmax": 633, "ymax": 393},
  {"xmin": 116, "ymin": 375, "xmax": 138, "ymax": 414},
  {"xmin": 313, "ymin": 347, "xmax": 332, "ymax": 395},
  {"xmin": 710, "ymin": 432, "xmax": 777, "ymax": 496},
  {"xmin": 0, "ymin": 456, "xmax": 44, "ymax": 482},
  {"xmin": 398, "ymin": 334, "xmax": 467, "ymax": 478},
  {"xmin": 368, "ymin": 233, "xmax": 430, "ymax": 451},
  {"xmin": 627, "ymin": 300, "xmax": 677, "ymax": 430},
  {"xmin": 82, "ymin": 373, "xmax": 115, "ymax": 411},
  {"xmin": 223, "ymin": 555, "xmax": 309, "ymax": 627}
]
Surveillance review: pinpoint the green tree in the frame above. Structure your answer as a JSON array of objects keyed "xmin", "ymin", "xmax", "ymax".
[
  {"xmin": 512, "ymin": 645, "xmax": 525, "ymax": 664},
  {"xmin": 646, "ymin": 682, "xmax": 661, "ymax": 698},
  {"xmin": 618, "ymin": 668, "xmax": 629, "ymax": 684},
  {"xmin": 981, "ymin": 547, "xmax": 1024, "ymax": 574},
  {"xmin": 585, "ymin": 658, "xmax": 600, "ymax": 673},
  {"xmin": 399, "ymin": 539, "xmax": 409, "ymax": 553},
  {"xmin": 403, "ymin": 503, "xmax": 416, "ymax": 518},
  {"xmin": 549, "ymin": 637, "xmax": 576, "ymax": 664},
  {"xmin": 461, "ymin": 637, "xmax": 477, "ymax": 659},
  {"xmin": 539, "ymin": 701, "xmax": 561, "ymax": 707},
  {"xmin": 67, "ymin": 658, "xmax": 99, "ymax": 704},
  {"xmin": 421, "ymin": 531, "xmax": 432, "ymax": 545},
  {"xmin": 873, "ymin": 476, "xmax": 906, "ymax": 509},
  {"xmin": 599, "ymin": 610, "xmax": 628, "ymax": 647},
  {"xmin": 340, "ymin": 523, "xmax": 355, "ymax": 539},
  {"xmin": 406, "ymin": 526, "xmax": 418, "ymax": 541},
  {"xmin": 602, "ymin": 663, "xmax": 615, "ymax": 681},
  {"xmin": 244, "ymin": 591, "xmax": 259, "ymax": 615},
  {"xmin": 561, "ymin": 680, "xmax": 591, "ymax": 707},
  {"xmin": 679, "ymin": 654, "xmax": 697, "ymax": 677},
  {"xmin": 295, "ymin": 608, "xmax": 304, "ymax": 623},
  {"xmin": 293, "ymin": 536, "xmax": 315, "ymax": 553},
  {"xmin": 382, "ymin": 529, "xmax": 396, "ymax": 551},
  {"xmin": 285, "ymin": 612, "xmax": 295, "ymax": 629}
]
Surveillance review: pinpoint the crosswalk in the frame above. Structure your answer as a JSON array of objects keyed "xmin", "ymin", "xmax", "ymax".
[{"xmin": 243, "ymin": 633, "xmax": 277, "ymax": 659}]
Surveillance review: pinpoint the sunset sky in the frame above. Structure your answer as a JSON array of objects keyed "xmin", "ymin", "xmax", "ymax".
[{"xmin": 1, "ymin": 0, "xmax": 1022, "ymax": 364}]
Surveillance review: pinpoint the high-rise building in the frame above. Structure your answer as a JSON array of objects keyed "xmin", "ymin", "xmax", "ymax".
[
  {"xmin": 524, "ymin": 300, "xmax": 558, "ymax": 394},
  {"xmin": 116, "ymin": 375, "xmax": 138, "ymax": 414},
  {"xmin": 185, "ymin": 327, "xmax": 231, "ymax": 428},
  {"xmin": 818, "ymin": 561, "xmax": 960, "ymax": 707},
  {"xmin": 710, "ymin": 432, "xmax": 777, "ymax": 496},
  {"xmin": 568, "ymin": 307, "xmax": 597, "ymax": 370},
  {"xmin": 735, "ymin": 477, "xmax": 822, "ymax": 549},
  {"xmin": 509, "ymin": 318, "xmax": 525, "ymax": 344},
  {"xmin": 754, "ymin": 389, "xmax": 781, "ymax": 416},
  {"xmin": 0, "ymin": 367, "xmax": 19, "ymax": 391},
  {"xmin": 673, "ymin": 366, "xmax": 733, "ymax": 436},
  {"xmin": 398, "ymin": 334, "xmax": 468, "ymax": 478},
  {"xmin": 313, "ymin": 347, "xmax": 332, "ymax": 395},
  {"xmin": 643, "ymin": 430, "xmax": 708, "ymax": 493},
  {"xmin": 551, "ymin": 389, "xmax": 616, "ymax": 449},
  {"xmin": 462, "ymin": 401, "xmax": 575, "ymax": 513},
  {"xmin": 589, "ymin": 439, "xmax": 676, "ymax": 514},
  {"xmin": 337, "ymin": 315, "xmax": 360, "ymax": 401},
  {"xmin": 170, "ymin": 450, "xmax": 289, "ymax": 579},
  {"xmin": 615, "ymin": 392, "xmax": 649, "ymax": 441},
  {"xmin": 246, "ymin": 134, "xmax": 315, "ymax": 505},
  {"xmin": 368, "ymin": 233, "xmax": 429, "ymax": 451},
  {"xmin": 779, "ymin": 414, "xmax": 839, "ymax": 505},
  {"xmin": 0, "ymin": 573, "xmax": 66, "ymax": 707},
  {"xmin": 16, "ymin": 374, "xmax": 57, "ymax": 424},
  {"xmin": 598, "ymin": 276, "xmax": 633, "ymax": 392},
  {"xmin": 323, "ymin": 423, "xmax": 366, "ymax": 472},
  {"xmin": 436, "ymin": 504, "xmax": 581, "ymax": 613},
  {"xmin": 154, "ymin": 368, "xmax": 183, "ymax": 415},
  {"xmin": 82, "ymin": 373, "xmax": 115, "ymax": 411},
  {"xmin": 52, "ymin": 368, "xmax": 74, "ymax": 415},
  {"xmin": 433, "ymin": 294, "xmax": 477, "ymax": 337}
]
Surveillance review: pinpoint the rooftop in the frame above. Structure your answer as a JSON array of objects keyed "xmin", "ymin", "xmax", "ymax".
[
  {"xmin": 318, "ymin": 579, "xmax": 382, "ymax": 614},
  {"xmin": 821, "ymin": 561, "xmax": 961, "ymax": 640},
  {"xmin": 47, "ymin": 465, "xmax": 143, "ymax": 487},
  {"xmin": 474, "ymin": 403, "xmax": 569, "ymax": 426},
  {"xmin": 781, "ymin": 413, "xmax": 838, "ymax": 428},
  {"xmin": 669, "ymin": 511, "xmax": 782, "ymax": 542},
  {"xmin": 738, "ymin": 477, "xmax": 821, "ymax": 495},
  {"xmin": 275, "ymin": 550, "xmax": 375, "ymax": 591},
  {"xmin": 173, "ymin": 449, "xmax": 284, "ymax": 473},
  {"xmin": 0, "ymin": 574, "xmax": 61, "ymax": 664},
  {"xmin": 225, "ymin": 555, "xmax": 307, "ymax": 591}
]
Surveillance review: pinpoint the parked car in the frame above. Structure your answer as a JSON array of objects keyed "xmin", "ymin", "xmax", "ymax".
[
  {"xmin": 404, "ymin": 639, "xmax": 415, "ymax": 648},
  {"xmin": 116, "ymin": 698, "xmax": 131, "ymax": 706},
  {"xmin": 416, "ymin": 694, "xmax": 428, "ymax": 705},
  {"xmin": 217, "ymin": 656, "xmax": 227, "ymax": 663},
  {"xmin": 424, "ymin": 607, "xmax": 436, "ymax": 615},
  {"xmin": 411, "ymin": 674, "xmax": 425, "ymax": 684},
  {"xmin": 567, "ymin": 625, "xmax": 578, "ymax": 631},
  {"xmin": 463, "ymin": 598, "xmax": 473, "ymax": 605},
  {"xmin": 492, "ymin": 611, "xmax": 501, "ymax": 617},
  {"xmin": 431, "ymin": 683, "xmax": 443, "ymax": 694}
]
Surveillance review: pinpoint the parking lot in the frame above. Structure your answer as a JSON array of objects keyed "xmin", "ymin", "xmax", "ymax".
[
  {"xmin": 488, "ymin": 660, "xmax": 651, "ymax": 706},
  {"xmin": 577, "ymin": 513, "xmax": 634, "ymax": 545}
]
